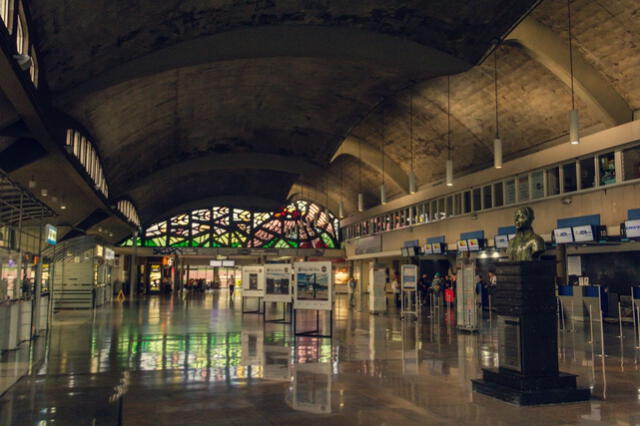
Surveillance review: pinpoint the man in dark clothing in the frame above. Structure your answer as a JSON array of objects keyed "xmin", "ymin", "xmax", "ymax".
[{"xmin": 418, "ymin": 273, "xmax": 430, "ymax": 305}]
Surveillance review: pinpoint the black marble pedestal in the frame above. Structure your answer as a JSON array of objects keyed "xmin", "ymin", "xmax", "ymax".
[{"xmin": 471, "ymin": 260, "xmax": 590, "ymax": 405}]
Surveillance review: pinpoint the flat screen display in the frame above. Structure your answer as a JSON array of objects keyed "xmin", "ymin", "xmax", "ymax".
[
  {"xmin": 467, "ymin": 238, "xmax": 480, "ymax": 251},
  {"xmin": 457, "ymin": 240, "xmax": 468, "ymax": 252},
  {"xmin": 554, "ymin": 228, "xmax": 574, "ymax": 244},
  {"xmin": 495, "ymin": 235, "xmax": 509, "ymax": 249},
  {"xmin": 423, "ymin": 243, "xmax": 433, "ymax": 255},
  {"xmin": 572, "ymin": 225, "xmax": 594, "ymax": 242},
  {"xmin": 625, "ymin": 219, "xmax": 640, "ymax": 238},
  {"xmin": 431, "ymin": 243, "xmax": 443, "ymax": 254}
]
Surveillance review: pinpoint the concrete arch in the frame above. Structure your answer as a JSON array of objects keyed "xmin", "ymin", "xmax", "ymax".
[
  {"xmin": 507, "ymin": 17, "xmax": 632, "ymax": 127},
  {"xmin": 57, "ymin": 26, "xmax": 470, "ymax": 105},
  {"xmin": 126, "ymin": 152, "xmax": 324, "ymax": 195},
  {"xmin": 330, "ymin": 136, "xmax": 410, "ymax": 194}
]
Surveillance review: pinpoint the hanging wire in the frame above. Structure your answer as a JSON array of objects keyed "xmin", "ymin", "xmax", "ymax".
[
  {"xmin": 410, "ymin": 92, "xmax": 414, "ymax": 173},
  {"xmin": 358, "ymin": 138, "xmax": 362, "ymax": 192},
  {"xmin": 381, "ymin": 105, "xmax": 385, "ymax": 186},
  {"xmin": 494, "ymin": 48, "xmax": 500, "ymax": 139},
  {"xmin": 567, "ymin": 0, "xmax": 576, "ymax": 110},
  {"xmin": 447, "ymin": 76, "xmax": 451, "ymax": 160}
]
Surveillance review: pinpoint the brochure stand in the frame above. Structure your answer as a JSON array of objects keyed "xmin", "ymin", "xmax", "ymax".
[
  {"xmin": 400, "ymin": 264, "xmax": 418, "ymax": 320},
  {"xmin": 263, "ymin": 264, "xmax": 294, "ymax": 324},
  {"xmin": 241, "ymin": 265, "xmax": 265, "ymax": 315},
  {"xmin": 293, "ymin": 261, "xmax": 333, "ymax": 338}
]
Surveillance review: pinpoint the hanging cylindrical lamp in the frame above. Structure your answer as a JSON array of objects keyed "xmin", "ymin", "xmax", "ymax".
[
  {"xmin": 567, "ymin": 0, "xmax": 579, "ymax": 145},
  {"xmin": 408, "ymin": 92, "xmax": 417, "ymax": 194},
  {"xmin": 357, "ymin": 138, "xmax": 364, "ymax": 212},
  {"xmin": 338, "ymin": 162, "xmax": 345, "ymax": 219},
  {"xmin": 445, "ymin": 76, "xmax": 454, "ymax": 187},
  {"xmin": 493, "ymin": 48, "xmax": 503, "ymax": 169},
  {"xmin": 380, "ymin": 105, "xmax": 387, "ymax": 204}
]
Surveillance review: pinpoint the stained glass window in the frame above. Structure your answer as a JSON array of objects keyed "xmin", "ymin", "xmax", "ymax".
[{"xmin": 122, "ymin": 201, "xmax": 340, "ymax": 249}]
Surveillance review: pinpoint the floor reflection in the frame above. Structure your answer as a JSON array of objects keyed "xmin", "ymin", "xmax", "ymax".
[{"xmin": 1, "ymin": 292, "xmax": 640, "ymax": 424}]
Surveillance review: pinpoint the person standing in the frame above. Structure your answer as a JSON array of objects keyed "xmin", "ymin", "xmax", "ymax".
[
  {"xmin": 348, "ymin": 276, "xmax": 356, "ymax": 308},
  {"xmin": 391, "ymin": 275, "xmax": 401, "ymax": 309},
  {"xmin": 431, "ymin": 272, "xmax": 443, "ymax": 307},
  {"xmin": 418, "ymin": 273, "xmax": 430, "ymax": 306}
]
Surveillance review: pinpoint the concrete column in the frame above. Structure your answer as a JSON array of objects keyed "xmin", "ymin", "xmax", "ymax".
[{"xmin": 129, "ymin": 237, "xmax": 138, "ymax": 300}]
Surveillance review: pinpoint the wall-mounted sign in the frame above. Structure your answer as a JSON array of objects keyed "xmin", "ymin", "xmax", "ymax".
[
  {"xmin": 625, "ymin": 219, "xmax": 640, "ymax": 238},
  {"xmin": 495, "ymin": 235, "xmax": 509, "ymax": 249},
  {"xmin": 572, "ymin": 225, "xmax": 594, "ymax": 243},
  {"xmin": 45, "ymin": 224, "xmax": 57, "ymax": 245},
  {"xmin": 554, "ymin": 228, "xmax": 574, "ymax": 244}
]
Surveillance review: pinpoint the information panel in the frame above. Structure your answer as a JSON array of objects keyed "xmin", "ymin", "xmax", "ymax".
[
  {"xmin": 294, "ymin": 261, "xmax": 332, "ymax": 311},
  {"xmin": 401, "ymin": 264, "xmax": 417, "ymax": 290},
  {"xmin": 242, "ymin": 265, "xmax": 265, "ymax": 298},
  {"xmin": 495, "ymin": 235, "xmax": 509, "ymax": 249},
  {"xmin": 264, "ymin": 264, "xmax": 292, "ymax": 303},
  {"xmin": 572, "ymin": 225, "xmax": 594, "ymax": 242}
]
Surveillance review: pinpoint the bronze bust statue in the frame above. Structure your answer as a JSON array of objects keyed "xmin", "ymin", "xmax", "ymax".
[{"xmin": 507, "ymin": 207, "xmax": 546, "ymax": 261}]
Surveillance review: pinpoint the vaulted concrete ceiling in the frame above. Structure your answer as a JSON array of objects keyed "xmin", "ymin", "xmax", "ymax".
[{"xmin": 29, "ymin": 0, "xmax": 540, "ymax": 224}]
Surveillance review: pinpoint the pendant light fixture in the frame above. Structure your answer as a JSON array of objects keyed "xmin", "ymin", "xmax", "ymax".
[
  {"xmin": 445, "ymin": 76, "xmax": 454, "ymax": 187},
  {"xmin": 408, "ymin": 92, "xmax": 417, "ymax": 193},
  {"xmin": 493, "ymin": 48, "xmax": 503, "ymax": 169},
  {"xmin": 567, "ymin": 0, "xmax": 579, "ymax": 145},
  {"xmin": 380, "ymin": 105, "xmax": 387, "ymax": 205},
  {"xmin": 357, "ymin": 138, "xmax": 364, "ymax": 212}
]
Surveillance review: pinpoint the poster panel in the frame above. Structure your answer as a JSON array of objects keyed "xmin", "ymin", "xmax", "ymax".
[
  {"xmin": 264, "ymin": 264, "xmax": 292, "ymax": 303},
  {"xmin": 242, "ymin": 265, "xmax": 265, "ymax": 298},
  {"xmin": 401, "ymin": 264, "xmax": 417, "ymax": 290},
  {"xmin": 294, "ymin": 261, "xmax": 332, "ymax": 310}
]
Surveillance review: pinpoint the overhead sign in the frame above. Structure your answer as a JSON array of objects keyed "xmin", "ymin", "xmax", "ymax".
[
  {"xmin": 554, "ymin": 228, "xmax": 574, "ymax": 244},
  {"xmin": 467, "ymin": 238, "xmax": 480, "ymax": 252},
  {"xmin": 45, "ymin": 224, "xmax": 57, "ymax": 245},
  {"xmin": 431, "ymin": 242, "xmax": 444, "ymax": 254},
  {"xmin": 210, "ymin": 260, "xmax": 222, "ymax": 267},
  {"xmin": 572, "ymin": 225, "xmax": 594, "ymax": 242},
  {"xmin": 222, "ymin": 260, "xmax": 235, "ymax": 267},
  {"xmin": 401, "ymin": 264, "xmax": 418, "ymax": 290},
  {"xmin": 457, "ymin": 240, "xmax": 468, "ymax": 252},
  {"xmin": 625, "ymin": 219, "xmax": 640, "ymax": 238}
]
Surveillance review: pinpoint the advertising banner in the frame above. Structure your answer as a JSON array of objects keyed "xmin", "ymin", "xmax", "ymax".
[
  {"xmin": 294, "ymin": 261, "xmax": 332, "ymax": 310},
  {"xmin": 264, "ymin": 264, "xmax": 293, "ymax": 303},
  {"xmin": 242, "ymin": 265, "xmax": 265, "ymax": 298}
]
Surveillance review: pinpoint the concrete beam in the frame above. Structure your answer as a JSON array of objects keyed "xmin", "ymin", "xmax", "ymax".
[
  {"xmin": 126, "ymin": 152, "xmax": 324, "ymax": 195},
  {"xmin": 507, "ymin": 17, "xmax": 633, "ymax": 127},
  {"xmin": 331, "ymin": 136, "xmax": 410, "ymax": 194},
  {"xmin": 56, "ymin": 26, "xmax": 470, "ymax": 104}
]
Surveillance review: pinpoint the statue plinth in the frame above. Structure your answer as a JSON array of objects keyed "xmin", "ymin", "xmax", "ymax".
[{"xmin": 472, "ymin": 260, "xmax": 590, "ymax": 405}]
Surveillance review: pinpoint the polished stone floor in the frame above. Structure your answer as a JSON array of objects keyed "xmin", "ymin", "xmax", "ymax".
[{"xmin": 2, "ymin": 291, "xmax": 640, "ymax": 425}]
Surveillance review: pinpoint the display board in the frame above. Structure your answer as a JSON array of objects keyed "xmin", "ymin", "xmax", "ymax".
[
  {"xmin": 457, "ymin": 240, "xmax": 469, "ymax": 252},
  {"xmin": 369, "ymin": 262, "xmax": 387, "ymax": 314},
  {"xmin": 456, "ymin": 261, "xmax": 478, "ymax": 331},
  {"xmin": 264, "ymin": 264, "xmax": 292, "ymax": 303},
  {"xmin": 467, "ymin": 238, "xmax": 481, "ymax": 251},
  {"xmin": 423, "ymin": 243, "xmax": 433, "ymax": 255},
  {"xmin": 401, "ymin": 264, "xmax": 417, "ymax": 290},
  {"xmin": 294, "ymin": 261, "xmax": 332, "ymax": 310},
  {"xmin": 242, "ymin": 265, "xmax": 265, "ymax": 298}
]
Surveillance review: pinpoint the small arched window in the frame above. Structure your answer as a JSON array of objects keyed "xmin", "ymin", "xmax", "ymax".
[{"xmin": 15, "ymin": 7, "xmax": 27, "ymax": 55}]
